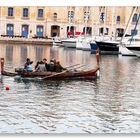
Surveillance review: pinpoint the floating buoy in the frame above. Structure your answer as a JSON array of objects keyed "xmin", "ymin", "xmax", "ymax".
[{"xmin": 6, "ymin": 86, "xmax": 10, "ymax": 90}]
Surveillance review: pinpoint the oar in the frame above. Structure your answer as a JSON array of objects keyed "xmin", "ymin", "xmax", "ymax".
[
  {"xmin": 42, "ymin": 65, "xmax": 85, "ymax": 80},
  {"xmin": 42, "ymin": 70, "xmax": 68, "ymax": 80},
  {"xmin": 64, "ymin": 63, "xmax": 80, "ymax": 69},
  {"xmin": 42, "ymin": 64, "xmax": 87, "ymax": 80},
  {"xmin": 69, "ymin": 64, "xmax": 87, "ymax": 71}
]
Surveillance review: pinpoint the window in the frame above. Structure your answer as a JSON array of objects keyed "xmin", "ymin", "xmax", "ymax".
[
  {"xmin": 132, "ymin": 13, "xmax": 137, "ymax": 22},
  {"xmin": 83, "ymin": 27, "xmax": 92, "ymax": 35},
  {"xmin": 116, "ymin": 16, "xmax": 120, "ymax": 23},
  {"xmin": 23, "ymin": 8, "xmax": 28, "ymax": 17},
  {"xmin": 99, "ymin": 6, "xmax": 105, "ymax": 12},
  {"xmin": 38, "ymin": 9, "xmax": 43, "ymax": 18},
  {"xmin": 53, "ymin": 13, "xmax": 57, "ymax": 19},
  {"xmin": 84, "ymin": 12, "xmax": 90, "ymax": 20},
  {"xmin": 100, "ymin": 12, "xmax": 105, "ymax": 21},
  {"xmin": 68, "ymin": 11, "xmax": 74, "ymax": 19},
  {"xmin": 7, "ymin": 24, "xmax": 14, "ymax": 36},
  {"xmin": 8, "ymin": 7, "xmax": 13, "ymax": 16}
]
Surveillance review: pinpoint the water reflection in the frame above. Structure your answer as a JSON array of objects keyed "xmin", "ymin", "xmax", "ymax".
[
  {"xmin": 1, "ymin": 44, "xmax": 140, "ymax": 133},
  {"xmin": 0, "ymin": 44, "xmax": 97, "ymax": 71}
]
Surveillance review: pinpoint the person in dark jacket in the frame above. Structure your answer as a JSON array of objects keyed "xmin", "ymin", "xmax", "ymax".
[
  {"xmin": 47, "ymin": 59, "xmax": 56, "ymax": 71},
  {"xmin": 55, "ymin": 61, "xmax": 66, "ymax": 72}
]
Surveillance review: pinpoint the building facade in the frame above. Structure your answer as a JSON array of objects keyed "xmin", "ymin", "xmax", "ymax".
[{"xmin": 0, "ymin": 6, "xmax": 139, "ymax": 38}]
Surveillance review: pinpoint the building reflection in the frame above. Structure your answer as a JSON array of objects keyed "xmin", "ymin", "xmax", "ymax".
[
  {"xmin": 6, "ymin": 45, "xmax": 13, "ymax": 62},
  {"xmin": 0, "ymin": 44, "xmax": 51, "ymax": 69},
  {"xmin": 20, "ymin": 45, "xmax": 27, "ymax": 64}
]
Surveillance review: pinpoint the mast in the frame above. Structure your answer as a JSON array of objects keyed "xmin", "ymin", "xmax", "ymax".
[
  {"xmin": 130, "ymin": 10, "xmax": 140, "ymax": 44},
  {"xmin": 103, "ymin": 6, "xmax": 107, "ymax": 37},
  {"xmin": 84, "ymin": 6, "xmax": 89, "ymax": 37},
  {"xmin": 121, "ymin": 7, "xmax": 137, "ymax": 43},
  {"xmin": 68, "ymin": 6, "xmax": 72, "ymax": 33},
  {"xmin": 111, "ymin": 7, "xmax": 116, "ymax": 39}
]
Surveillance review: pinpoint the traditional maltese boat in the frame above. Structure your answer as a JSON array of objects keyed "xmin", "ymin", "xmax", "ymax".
[{"xmin": 0, "ymin": 57, "xmax": 100, "ymax": 80}]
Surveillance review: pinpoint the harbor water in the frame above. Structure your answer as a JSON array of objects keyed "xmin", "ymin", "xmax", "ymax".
[{"xmin": 0, "ymin": 44, "xmax": 140, "ymax": 133}]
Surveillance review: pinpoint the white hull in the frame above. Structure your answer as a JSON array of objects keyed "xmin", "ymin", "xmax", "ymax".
[
  {"xmin": 129, "ymin": 50, "xmax": 140, "ymax": 57},
  {"xmin": 76, "ymin": 40, "xmax": 83, "ymax": 50},
  {"xmin": 61, "ymin": 38, "xmax": 77, "ymax": 48},
  {"xmin": 119, "ymin": 46, "xmax": 135, "ymax": 56},
  {"xmin": 125, "ymin": 41, "xmax": 140, "ymax": 57},
  {"xmin": 82, "ymin": 41, "xmax": 91, "ymax": 51},
  {"xmin": 76, "ymin": 38, "xmax": 91, "ymax": 51}
]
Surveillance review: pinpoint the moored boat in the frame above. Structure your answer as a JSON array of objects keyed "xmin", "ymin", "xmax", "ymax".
[
  {"xmin": 125, "ymin": 45, "xmax": 140, "ymax": 57},
  {"xmin": 119, "ymin": 44, "xmax": 136, "ymax": 56},
  {"xmin": 61, "ymin": 38, "xmax": 77, "ymax": 48},
  {"xmin": 123, "ymin": 36, "xmax": 140, "ymax": 57},
  {"xmin": 90, "ymin": 41, "xmax": 98, "ymax": 54},
  {"xmin": 95, "ymin": 40, "xmax": 120, "ymax": 55}
]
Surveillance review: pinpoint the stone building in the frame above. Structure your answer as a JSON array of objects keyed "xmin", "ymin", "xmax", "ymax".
[{"xmin": 0, "ymin": 6, "xmax": 139, "ymax": 38}]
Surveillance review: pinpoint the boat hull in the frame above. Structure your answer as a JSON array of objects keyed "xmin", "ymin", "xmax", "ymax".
[
  {"xmin": 119, "ymin": 46, "xmax": 136, "ymax": 56},
  {"xmin": 126, "ymin": 46, "xmax": 140, "ymax": 57},
  {"xmin": 96, "ymin": 41, "xmax": 119, "ymax": 55},
  {"xmin": 61, "ymin": 41, "xmax": 76, "ymax": 48},
  {"xmin": 90, "ymin": 42, "xmax": 98, "ymax": 54},
  {"xmin": 1, "ymin": 67, "xmax": 99, "ymax": 80},
  {"xmin": 82, "ymin": 42, "xmax": 91, "ymax": 51}
]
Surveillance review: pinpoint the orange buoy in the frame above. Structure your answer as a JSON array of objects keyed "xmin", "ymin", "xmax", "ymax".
[{"xmin": 6, "ymin": 86, "xmax": 10, "ymax": 90}]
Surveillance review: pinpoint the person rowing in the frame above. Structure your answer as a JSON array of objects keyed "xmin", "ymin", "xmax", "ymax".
[
  {"xmin": 55, "ymin": 61, "xmax": 67, "ymax": 72},
  {"xmin": 47, "ymin": 58, "xmax": 56, "ymax": 71}
]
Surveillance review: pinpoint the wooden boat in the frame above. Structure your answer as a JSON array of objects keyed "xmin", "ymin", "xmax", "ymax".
[{"xmin": 0, "ymin": 58, "xmax": 99, "ymax": 80}]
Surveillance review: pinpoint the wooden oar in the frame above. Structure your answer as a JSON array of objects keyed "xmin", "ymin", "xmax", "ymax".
[
  {"xmin": 42, "ymin": 70, "xmax": 68, "ymax": 80},
  {"xmin": 64, "ymin": 63, "xmax": 80, "ymax": 69},
  {"xmin": 69, "ymin": 64, "xmax": 87, "ymax": 71},
  {"xmin": 42, "ymin": 64, "xmax": 87, "ymax": 80}
]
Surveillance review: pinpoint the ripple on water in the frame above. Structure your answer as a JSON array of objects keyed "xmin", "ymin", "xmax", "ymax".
[{"xmin": 1, "ymin": 52, "xmax": 140, "ymax": 133}]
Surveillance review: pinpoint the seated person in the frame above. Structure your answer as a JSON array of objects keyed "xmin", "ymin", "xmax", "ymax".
[
  {"xmin": 55, "ymin": 61, "xmax": 66, "ymax": 72},
  {"xmin": 35, "ymin": 61, "xmax": 40, "ymax": 69},
  {"xmin": 24, "ymin": 58, "xmax": 33, "ymax": 72},
  {"xmin": 35, "ymin": 61, "xmax": 47, "ymax": 72},
  {"xmin": 26, "ymin": 63, "xmax": 33, "ymax": 72},
  {"xmin": 47, "ymin": 59, "xmax": 55, "ymax": 72},
  {"xmin": 43, "ymin": 58, "xmax": 48, "ymax": 70}
]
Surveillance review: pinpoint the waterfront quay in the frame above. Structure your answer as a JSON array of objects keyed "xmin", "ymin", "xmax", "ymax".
[
  {"xmin": 0, "ymin": 36, "xmax": 53, "ymax": 45},
  {"xmin": 0, "ymin": 43, "xmax": 140, "ymax": 133}
]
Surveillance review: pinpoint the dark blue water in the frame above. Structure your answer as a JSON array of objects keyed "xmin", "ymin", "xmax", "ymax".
[{"xmin": 0, "ymin": 44, "xmax": 140, "ymax": 133}]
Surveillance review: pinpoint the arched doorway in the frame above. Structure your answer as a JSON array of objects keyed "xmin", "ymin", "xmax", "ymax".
[
  {"xmin": 83, "ymin": 27, "xmax": 92, "ymax": 35},
  {"xmin": 67, "ymin": 26, "xmax": 75, "ymax": 37},
  {"xmin": 51, "ymin": 25, "xmax": 60, "ymax": 37},
  {"xmin": 99, "ymin": 27, "xmax": 109, "ymax": 35},
  {"xmin": 116, "ymin": 28, "xmax": 124, "ymax": 37}
]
